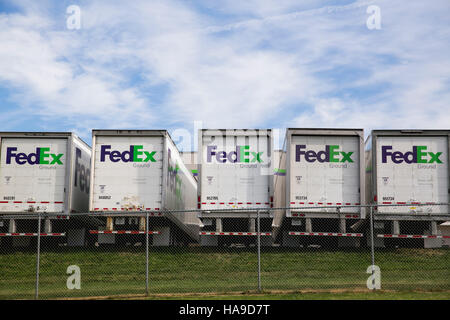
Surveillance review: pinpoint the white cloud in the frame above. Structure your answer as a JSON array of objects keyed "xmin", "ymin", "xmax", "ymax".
[{"xmin": 0, "ymin": 0, "xmax": 449, "ymax": 141}]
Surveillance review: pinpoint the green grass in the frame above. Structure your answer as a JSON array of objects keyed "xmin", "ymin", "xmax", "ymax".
[
  {"xmin": 142, "ymin": 291, "xmax": 450, "ymax": 300},
  {"xmin": 0, "ymin": 247, "xmax": 449, "ymax": 299}
]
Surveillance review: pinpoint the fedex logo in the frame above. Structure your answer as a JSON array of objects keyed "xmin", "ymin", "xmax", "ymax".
[
  {"xmin": 6, "ymin": 147, "xmax": 63, "ymax": 165},
  {"xmin": 100, "ymin": 145, "xmax": 156, "ymax": 163},
  {"xmin": 381, "ymin": 146, "xmax": 442, "ymax": 164},
  {"xmin": 167, "ymin": 148, "xmax": 183, "ymax": 201},
  {"xmin": 74, "ymin": 148, "xmax": 90, "ymax": 194},
  {"xmin": 206, "ymin": 145, "xmax": 263, "ymax": 163},
  {"xmin": 295, "ymin": 145, "xmax": 353, "ymax": 163}
]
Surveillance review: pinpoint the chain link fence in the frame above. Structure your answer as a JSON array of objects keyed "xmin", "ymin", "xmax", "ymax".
[{"xmin": 0, "ymin": 204, "xmax": 449, "ymax": 299}]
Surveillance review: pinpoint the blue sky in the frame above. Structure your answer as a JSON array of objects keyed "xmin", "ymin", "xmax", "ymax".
[{"xmin": 0, "ymin": 0, "xmax": 449, "ymax": 150}]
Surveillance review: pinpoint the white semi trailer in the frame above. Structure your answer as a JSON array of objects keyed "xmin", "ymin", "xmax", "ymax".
[
  {"xmin": 366, "ymin": 130, "xmax": 450, "ymax": 248},
  {"xmin": 198, "ymin": 129, "xmax": 274, "ymax": 246},
  {"xmin": 273, "ymin": 128, "xmax": 366, "ymax": 247},
  {"xmin": 0, "ymin": 132, "xmax": 92, "ymax": 246},
  {"xmin": 89, "ymin": 130, "xmax": 200, "ymax": 246}
]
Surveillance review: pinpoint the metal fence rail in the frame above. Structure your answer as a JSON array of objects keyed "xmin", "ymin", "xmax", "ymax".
[{"xmin": 0, "ymin": 204, "xmax": 449, "ymax": 299}]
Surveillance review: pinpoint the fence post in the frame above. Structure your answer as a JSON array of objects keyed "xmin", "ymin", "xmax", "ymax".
[
  {"xmin": 257, "ymin": 210, "xmax": 261, "ymax": 292},
  {"xmin": 145, "ymin": 212, "xmax": 149, "ymax": 296},
  {"xmin": 35, "ymin": 213, "xmax": 41, "ymax": 300},
  {"xmin": 369, "ymin": 205, "xmax": 376, "ymax": 290}
]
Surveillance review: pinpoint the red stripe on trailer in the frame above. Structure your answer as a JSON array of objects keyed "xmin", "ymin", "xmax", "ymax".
[
  {"xmin": 288, "ymin": 232, "xmax": 363, "ymax": 237},
  {"xmin": 201, "ymin": 201, "xmax": 273, "ymax": 206},
  {"xmin": 376, "ymin": 201, "xmax": 437, "ymax": 205},
  {"xmin": 0, "ymin": 233, "xmax": 65, "ymax": 237},
  {"xmin": 89, "ymin": 230, "xmax": 161, "ymax": 235},
  {"xmin": 291, "ymin": 201, "xmax": 361, "ymax": 206},
  {"xmin": 199, "ymin": 232, "xmax": 272, "ymax": 236},
  {"xmin": 1, "ymin": 200, "xmax": 64, "ymax": 204},
  {"xmin": 291, "ymin": 213, "xmax": 306, "ymax": 217},
  {"xmin": 377, "ymin": 234, "xmax": 450, "ymax": 239}
]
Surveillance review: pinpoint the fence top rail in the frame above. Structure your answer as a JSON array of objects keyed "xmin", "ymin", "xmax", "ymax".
[{"xmin": 0, "ymin": 203, "xmax": 449, "ymax": 219}]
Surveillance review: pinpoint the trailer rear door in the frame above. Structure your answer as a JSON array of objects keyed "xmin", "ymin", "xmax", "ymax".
[
  {"xmin": 289, "ymin": 135, "xmax": 361, "ymax": 213},
  {"xmin": 92, "ymin": 135, "xmax": 163, "ymax": 211},
  {"xmin": 200, "ymin": 131, "xmax": 272, "ymax": 210},
  {"xmin": 0, "ymin": 138, "xmax": 67, "ymax": 213},
  {"xmin": 376, "ymin": 136, "xmax": 448, "ymax": 215}
]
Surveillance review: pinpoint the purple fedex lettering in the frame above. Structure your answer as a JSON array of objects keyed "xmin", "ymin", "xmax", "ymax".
[
  {"xmin": 382, "ymin": 146, "xmax": 420, "ymax": 164},
  {"xmin": 207, "ymin": 145, "xmax": 217, "ymax": 162},
  {"xmin": 100, "ymin": 145, "xmax": 111, "ymax": 162},
  {"xmin": 295, "ymin": 145, "xmax": 306, "ymax": 162},
  {"xmin": 228, "ymin": 146, "xmax": 238, "ymax": 163},
  {"xmin": 6, "ymin": 147, "xmax": 18, "ymax": 164},
  {"xmin": 206, "ymin": 145, "xmax": 238, "ymax": 163},
  {"xmin": 296, "ymin": 145, "xmax": 330, "ymax": 162},
  {"xmin": 6, "ymin": 147, "xmax": 40, "ymax": 165},
  {"xmin": 100, "ymin": 145, "xmax": 133, "ymax": 163}
]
